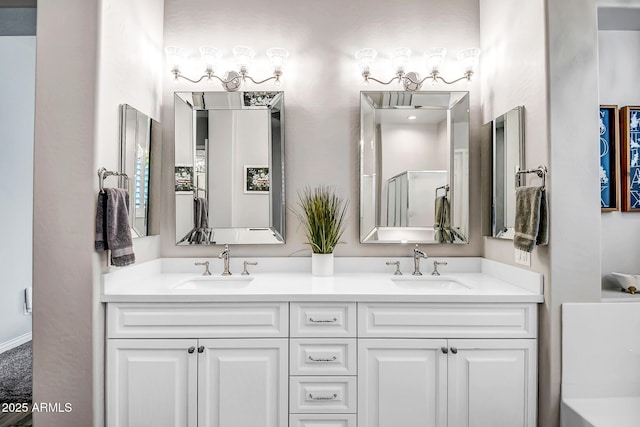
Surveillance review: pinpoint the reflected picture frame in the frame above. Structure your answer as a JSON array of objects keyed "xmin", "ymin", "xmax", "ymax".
[
  {"xmin": 620, "ymin": 106, "xmax": 640, "ymax": 211},
  {"xmin": 174, "ymin": 165, "xmax": 193, "ymax": 193},
  {"xmin": 600, "ymin": 105, "xmax": 619, "ymax": 212},
  {"xmin": 244, "ymin": 165, "xmax": 269, "ymax": 194}
]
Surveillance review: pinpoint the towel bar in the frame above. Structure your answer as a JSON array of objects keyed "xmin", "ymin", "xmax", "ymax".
[
  {"xmin": 515, "ymin": 165, "xmax": 547, "ymax": 189},
  {"xmin": 435, "ymin": 184, "xmax": 450, "ymax": 197},
  {"xmin": 98, "ymin": 167, "xmax": 129, "ymax": 193}
]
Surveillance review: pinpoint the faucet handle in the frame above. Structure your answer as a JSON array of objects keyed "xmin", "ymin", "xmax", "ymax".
[
  {"xmin": 194, "ymin": 261, "xmax": 212, "ymax": 276},
  {"xmin": 386, "ymin": 261, "xmax": 402, "ymax": 276},
  {"xmin": 242, "ymin": 261, "xmax": 258, "ymax": 276},
  {"xmin": 432, "ymin": 261, "xmax": 448, "ymax": 276}
]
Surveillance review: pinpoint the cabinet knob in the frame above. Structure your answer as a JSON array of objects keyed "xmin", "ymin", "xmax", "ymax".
[
  {"xmin": 198, "ymin": 346, "xmax": 205, "ymax": 353},
  {"xmin": 450, "ymin": 347, "xmax": 458, "ymax": 354},
  {"xmin": 441, "ymin": 347, "xmax": 448, "ymax": 354},
  {"xmin": 187, "ymin": 346, "xmax": 195, "ymax": 354}
]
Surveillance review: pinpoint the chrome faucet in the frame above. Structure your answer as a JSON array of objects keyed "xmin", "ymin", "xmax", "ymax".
[
  {"xmin": 412, "ymin": 245, "xmax": 428, "ymax": 276},
  {"xmin": 219, "ymin": 244, "xmax": 231, "ymax": 276}
]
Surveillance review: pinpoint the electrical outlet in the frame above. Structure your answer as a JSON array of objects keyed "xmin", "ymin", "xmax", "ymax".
[{"xmin": 515, "ymin": 249, "xmax": 531, "ymax": 267}]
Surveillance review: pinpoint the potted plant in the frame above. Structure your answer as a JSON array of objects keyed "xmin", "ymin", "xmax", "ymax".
[{"xmin": 294, "ymin": 185, "xmax": 349, "ymax": 276}]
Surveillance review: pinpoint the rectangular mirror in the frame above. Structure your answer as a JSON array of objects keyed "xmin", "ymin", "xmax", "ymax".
[
  {"xmin": 174, "ymin": 91, "xmax": 285, "ymax": 245},
  {"xmin": 120, "ymin": 104, "xmax": 155, "ymax": 238},
  {"xmin": 491, "ymin": 106, "xmax": 524, "ymax": 239},
  {"xmin": 360, "ymin": 91, "xmax": 470, "ymax": 244}
]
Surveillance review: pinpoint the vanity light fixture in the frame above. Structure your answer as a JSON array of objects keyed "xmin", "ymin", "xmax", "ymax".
[
  {"xmin": 355, "ymin": 46, "xmax": 480, "ymax": 91},
  {"xmin": 165, "ymin": 45, "xmax": 289, "ymax": 92}
]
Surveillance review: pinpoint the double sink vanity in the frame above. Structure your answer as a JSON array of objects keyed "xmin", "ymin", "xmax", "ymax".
[
  {"xmin": 107, "ymin": 89, "xmax": 545, "ymax": 427},
  {"xmin": 102, "ymin": 256, "xmax": 543, "ymax": 427}
]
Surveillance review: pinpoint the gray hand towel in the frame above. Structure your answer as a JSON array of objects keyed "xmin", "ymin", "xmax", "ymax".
[
  {"xmin": 95, "ymin": 188, "xmax": 135, "ymax": 266},
  {"xmin": 514, "ymin": 186, "xmax": 548, "ymax": 252}
]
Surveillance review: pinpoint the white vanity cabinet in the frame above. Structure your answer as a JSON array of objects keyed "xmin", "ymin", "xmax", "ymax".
[
  {"xmin": 357, "ymin": 303, "xmax": 538, "ymax": 427},
  {"xmin": 105, "ymin": 300, "xmax": 538, "ymax": 427},
  {"xmin": 106, "ymin": 302, "xmax": 289, "ymax": 427}
]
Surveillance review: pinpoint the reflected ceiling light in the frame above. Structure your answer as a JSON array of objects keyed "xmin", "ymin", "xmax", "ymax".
[
  {"xmin": 407, "ymin": 115, "xmax": 417, "ymax": 120},
  {"xmin": 355, "ymin": 46, "xmax": 480, "ymax": 91},
  {"xmin": 165, "ymin": 45, "xmax": 289, "ymax": 92}
]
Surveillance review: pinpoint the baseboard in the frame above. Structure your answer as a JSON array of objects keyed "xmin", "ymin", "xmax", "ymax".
[{"xmin": 0, "ymin": 332, "xmax": 32, "ymax": 354}]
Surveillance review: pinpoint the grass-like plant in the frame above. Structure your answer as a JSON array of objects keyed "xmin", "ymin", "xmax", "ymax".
[{"xmin": 294, "ymin": 185, "xmax": 349, "ymax": 254}]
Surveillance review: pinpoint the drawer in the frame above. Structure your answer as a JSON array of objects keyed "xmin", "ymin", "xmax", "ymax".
[
  {"xmin": 290, "ymin": 339, "xmax": 356, "ymax": 376},
  {"xmin": 290, "ymin": 376, "xmax": 357, "ymax": 413},
  {"xmin": 358, "ymin": 303, "xmax": 537, "ymax": 338},
  {"xmin": 291, "ymin": 303, "xmax": 356, "ymax": 337},
  {"xmin": 107, "ymin": 302, "xmax": 288, "ymax": 338},
  {"xmin": 290, "ymin": 414, "xmax": 357, "ymax": 427}
]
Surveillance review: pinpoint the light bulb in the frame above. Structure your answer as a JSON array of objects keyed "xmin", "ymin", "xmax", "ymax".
[
  {"xmin": 199, "ymin": 46, "xmax": 221, "ymax": 73},
  {"xmin": 267, "ymin": 48, "xmax": 289, "ymax": 72},
  {"xmin": 391, "ymin": 47, "xmax": 411, "ymax": 73},
  {"xmin": 233, "ymin": 46, "xmax": 255, "ymax": 71},
  {"xmin": 355, "ymin": 48, "xmax": 377, "ymax": 73},
  {"xmin": 164, "ymin": 46, "xmax": 185, "ymax": 72},
  {"xmin": 457, "ymin": 48, "xmax": 481, "ymax": 75},
  {"xmin": 424, "ymin": 47, "xmax": 447, "ymax": 74}
]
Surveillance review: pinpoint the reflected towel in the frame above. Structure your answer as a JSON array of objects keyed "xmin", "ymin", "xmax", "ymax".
[
  {"xmin": 514, "ymin": 186, "xmax": 548, "ymax": 252},
  {"xmin": 95, "ymin": 188, "xmax": 135, "ymax": 266},
  {"xmin": 434, "ymin": 196, "xmax": 453, "ymax": 243},
  {"xmin": 194, "ymin": 197, "xmax": 209, "ymax": 229},
  {"xmin": 176, "ymin": 197, "xmax": 212, "ymax": 245}
]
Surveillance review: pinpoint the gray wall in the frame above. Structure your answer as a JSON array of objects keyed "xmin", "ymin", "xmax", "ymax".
[
  {"xmin": 0, "ymin": 35, "xmax": 34, "ymax": 348},
  {"xmin": 161, "ymin": 0, "xmax": 483, "ymax": 259}
]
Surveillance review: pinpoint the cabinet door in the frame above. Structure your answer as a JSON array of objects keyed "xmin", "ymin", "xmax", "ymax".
[
  {"xmin": 107, "ymin": 339, "xmax": 198, "ymax": 427},
  {"xmin": 359, "ymin": 339, "xmax": 448, "ymax": 427},
  {"xmin": 447, "ymin": 339, "xmax": 537, "ymax": 427},
  {"xmin": 198, "ymin": 338, "xmax": 288, "ymax": 427}
]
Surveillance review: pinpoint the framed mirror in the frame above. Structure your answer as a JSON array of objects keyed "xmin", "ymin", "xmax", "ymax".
[
  {"xmin": 491, "ymin": 106, "xmax": 524, "ymax": 239},
  {"xmin": 360, "ymin": 91, "xmax": 470, "ymax": 244},
  {"xmin": 120, "ymin": 104, "xmax": 155, "ymax": 238},
  {"xmin": 174, "ymin": 91, "xmax": 285, "ymax": 245}
]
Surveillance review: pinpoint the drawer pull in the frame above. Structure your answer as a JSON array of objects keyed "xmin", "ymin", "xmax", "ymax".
[
  {"xmin": 187, "ymin": 346, "xmax": 195, "ymax": 354},
  {"xmin": 450, "ymin": 347, "xmax": 458, "ymax": 354},
  {"xmin": 308, "ymin": 355, "xmax": 338, "ymax": 362},
  {"xmin": 309, "ymin": 317, "xmax": 338, "ymax": 323},
  {"xmin": 308, "ymin": 393, "xmax": 338, "ymax": 401}
]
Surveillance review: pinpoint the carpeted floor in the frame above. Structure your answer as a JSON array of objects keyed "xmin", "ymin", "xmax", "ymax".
[{"xmin": 0, "ymin": 342, "xmax": 32, "ymax": 404}]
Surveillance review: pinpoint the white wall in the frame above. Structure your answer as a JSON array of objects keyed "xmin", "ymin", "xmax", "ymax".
[
  {"xmin": 161, "ymin": 0, "xmax": 483, "ymax": 258},
  {"xmin": 598, "ymin": 30, "xmax": 640, "ymax": 288},
  {"xmin": 478, "ymin": 0, "xmax": 554, "ymax": 425},
  {"xmin": 33, "ymin": 0, "xmax": 164, "ymax": 426},
  {"xmin": 0, "ymin": 36, "xmax": 35, "ymax": 348}
]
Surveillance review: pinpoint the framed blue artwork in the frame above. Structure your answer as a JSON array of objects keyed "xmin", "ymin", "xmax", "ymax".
[
  {"xmin": 600, "ymin": 105, "xmax": 619, "ymax": 211},
  {"xmin": 621, "ymin": 106, "xmax": 640, "ymax": 211}
]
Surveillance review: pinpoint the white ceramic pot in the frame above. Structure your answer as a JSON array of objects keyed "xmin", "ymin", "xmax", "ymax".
[{"xmin": 312, "ymin": 253, "xmax": 334, "ymax": 277}]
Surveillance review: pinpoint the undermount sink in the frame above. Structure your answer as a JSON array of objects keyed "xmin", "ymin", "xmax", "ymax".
[
  {"xmin": 390, "ymin": 275, "xmax": 472, "ymax": 290},
  {"xmin": 173, "ymin": 275, "xmax": 254, "ymax": 290}
]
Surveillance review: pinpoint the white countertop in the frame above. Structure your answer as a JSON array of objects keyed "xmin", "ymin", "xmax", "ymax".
[{"xmin": 101, "ymin": 257, "xmax": 544, "ymax": 304}]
